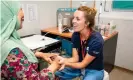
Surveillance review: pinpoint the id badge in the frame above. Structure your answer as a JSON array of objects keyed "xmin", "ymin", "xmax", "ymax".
[{"xmin": 81, "ymin": 68, "xmax": 85, "ymax": 79}]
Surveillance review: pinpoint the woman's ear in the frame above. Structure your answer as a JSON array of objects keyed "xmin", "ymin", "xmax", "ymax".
[
  {"xmin": 87, "ymin": 22, "xmax": 90, "ymax": 25},
  {"xmin": 85, "ymin": 21, "xmax": 90, "ymax": 27}
]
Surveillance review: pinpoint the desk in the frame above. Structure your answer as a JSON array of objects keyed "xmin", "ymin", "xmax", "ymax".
[
  {"xmin": 41, "ymin": 27, "xmax": 118, "ymax": 73},
  {"xmin": 41, "ymin": 27, "xmax": 118, "ymax": 41},
  {"xmin": 41, "ymin": 27, "xmax": 72, "ymax": 38}
]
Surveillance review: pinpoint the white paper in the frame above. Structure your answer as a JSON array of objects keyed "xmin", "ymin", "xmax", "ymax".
[
  {"xmin": 27, "ymin": 4, "xmax": 38, "ymax": 22},
  {"xmin": 99, "ymin": 5, "xmax": 102, "ymax": 13},
  {"xmin": 80, "ymin": 1, "xmax": 87, "ymax": 6},
  {"xmin": 104, "ymin": 0, "xmax": 112, "ymax": 12},
  {"xmin": 21, "ymin": 35, "xmax": 59, "ymax": 50}
]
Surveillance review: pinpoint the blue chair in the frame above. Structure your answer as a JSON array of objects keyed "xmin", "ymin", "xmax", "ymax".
[
  {"xmin": 56, "ymin": 37, "xmax": 72, "ymax": 57},
  {"xmin": 62, "ymin": 39, "xmax": 72, "ymax": 57}
]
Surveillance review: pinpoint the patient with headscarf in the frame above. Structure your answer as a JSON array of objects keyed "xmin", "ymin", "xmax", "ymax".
[{"xmin": 1, "ymin": 0, "xmax": 62, "ymax": 80}]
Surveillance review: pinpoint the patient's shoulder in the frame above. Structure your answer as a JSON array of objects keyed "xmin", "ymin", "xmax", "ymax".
[{"xmin": 10, "ymin": 47, "xmax": 23, "ymax": 54}]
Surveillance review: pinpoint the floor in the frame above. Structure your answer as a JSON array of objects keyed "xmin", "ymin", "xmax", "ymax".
[
  {"xmin": 109, "ymin": 67, "xmax": 133, "ymax": 80},
  {"xmin": 73, "ymin": 67, "xmax": 133, "ymax": 80}
]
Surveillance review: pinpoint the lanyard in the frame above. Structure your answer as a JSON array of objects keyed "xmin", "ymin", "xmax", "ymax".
[
  {"xmin": 80, "ymin": 40, "xmax": 87, "ymax": 59},
  {"xmin": 80, "ymin": 31, "xmax": 93, "ymax": 59}
]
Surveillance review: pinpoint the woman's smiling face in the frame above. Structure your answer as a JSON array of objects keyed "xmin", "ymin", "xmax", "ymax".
[{"xmin": 72, "ymin": 10, "xmax": 87, "ymax": 32}]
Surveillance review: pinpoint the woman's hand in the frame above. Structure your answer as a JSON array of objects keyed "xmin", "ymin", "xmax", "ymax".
[
  {"xmin": 59, "ymin": 64, "xmax": 65, "ymax": 71},
  {"xmin": 35, "ymin": 52, "xmax": 59, "ymax": 63},
  {"xmin": 42, "ymin": 53, "xmax": 58, "ymax": 63},
  {"xmin": 48, "ymin": 56, "xmax": 61, "ymax": 73},
  {"xmin": 57, "ymin": 56, "xmax": 67, "ymax": 70}
]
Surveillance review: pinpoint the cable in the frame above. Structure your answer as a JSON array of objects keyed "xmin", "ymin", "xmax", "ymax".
[
  {"xmin": 41, "ymin": 32, "xmax": 50, "ymax": 41},
  {"xmin": 44, "ymin": 32, "xmax": 50, "ymax": 36}
]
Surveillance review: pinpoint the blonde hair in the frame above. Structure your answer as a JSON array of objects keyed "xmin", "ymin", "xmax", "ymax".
[{"xmin": 78, "ymin": 6, "xmax": 97, "ymax": 29}]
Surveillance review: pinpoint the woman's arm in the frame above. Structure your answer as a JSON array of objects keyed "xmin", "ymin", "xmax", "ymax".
[
  {"xmin": 56, "ymin": 48, "xmax": 79, "ymax": 70},
  {"xmin": 35, "ymin": 51, "xmax": 61, "ymax": 73},
  {"xmin": 61, "ymin": 48, "xmax": 79, "ymax": 63},
  {"xmin": 47, "ymin": 57, "xmax": 61, "ymax": 73},
  {"xmin": 64, "ymin": 53, "xmax": 95, "ymax": 69},
  {"xmin": 35, "ymin": 52, "xmax": 58, "ymax": 63}
]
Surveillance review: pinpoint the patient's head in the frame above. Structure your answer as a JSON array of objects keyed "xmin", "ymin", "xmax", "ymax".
[{"xmin": 17, "ymin": 8, "xmax": 24, "ymax": 29}]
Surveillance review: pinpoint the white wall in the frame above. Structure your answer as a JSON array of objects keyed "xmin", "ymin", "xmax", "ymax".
[
  {"xmin": 99, "ymin": 17, "xmax": 133, "ymax": 71},
  {"xmin": 18, "ymin": 1, "xmax": 70, "ymax": 36},
  {"xmin": 18, "ymin": 0, "xmax": 93, "ymax": 36},
  {"xmin": 72, "ymin": 0, "xmax": 93, "ymax": 8},
  {"xmin": 95, "ymin": 1, "xmax": 133, "ymax": 71}
]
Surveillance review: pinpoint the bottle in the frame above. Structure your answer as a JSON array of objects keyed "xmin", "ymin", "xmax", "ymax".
[
  {"xmin": 63, "ymin": 18, "xmax": 68, "ymax": 26},
  {"xmin": 58, "ymin": 23, "xmax": 62, "ymax": 33},
  {"xmin": 100, "ymin": 24, "xmax": 105, "ymax": 36},
  {"xmin": 58, "ymin": 13, "xmax": 63, "ymax": 33},
  {"xmin": 110, "ymin": 20, "xmax": 116, "ymax": 34},
  {"xmin": 99, "ymin": 2, "xmax": 102, "ymax": 14},
  {"xmin": 104, "ymin": 23, "xmax": 110, "ymax": 37}
]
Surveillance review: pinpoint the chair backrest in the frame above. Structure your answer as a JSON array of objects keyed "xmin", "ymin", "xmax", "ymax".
[{"xmin": 62, "ymin": 39, "xmax": 72, "ymax": 56}]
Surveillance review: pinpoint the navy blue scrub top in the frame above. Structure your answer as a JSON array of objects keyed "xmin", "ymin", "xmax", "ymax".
[{"xmin": 71, "ymin": 31, "xmax": 104, "ymax": 70}]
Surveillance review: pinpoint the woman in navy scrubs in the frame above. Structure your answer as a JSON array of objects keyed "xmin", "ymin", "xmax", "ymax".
[{"xmin": 56, "ymin": 6, "xmax": 104, "ymax": 80}]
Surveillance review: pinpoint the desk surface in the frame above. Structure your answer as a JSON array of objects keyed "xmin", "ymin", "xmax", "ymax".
[
  {"xmin": 41, "ymin": 27, "xmax": 73, "ymax": 38},
  {"xmin": 41, "ymin": 27, "xmax": 118, "ymax": 41}
]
